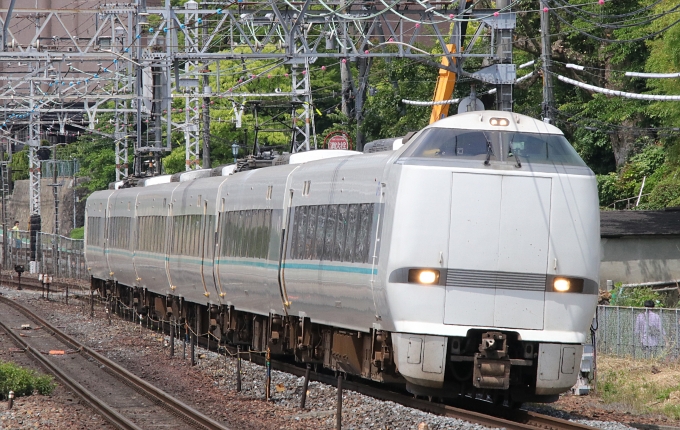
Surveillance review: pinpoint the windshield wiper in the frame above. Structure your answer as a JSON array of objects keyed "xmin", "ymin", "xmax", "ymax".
[
  {"xmin": 507, "ymin": 135, "xmax": 522, "ymax": 168},
  {"xmin": 484, "ymin": 139, "xmax": 493, "ymax": 166}
]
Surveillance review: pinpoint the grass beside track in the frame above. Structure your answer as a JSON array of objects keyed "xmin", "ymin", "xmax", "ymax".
[
  {"xmin": 0, "ymin": 360, "xmax": 55, "ymax": 399},
  {"xmin": 597, "ymin": 355, "xmax": 680, "ymax": 419}
]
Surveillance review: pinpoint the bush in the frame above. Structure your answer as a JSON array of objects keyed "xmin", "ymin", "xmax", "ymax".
[
  {"xmin": 644, "ymin": 170, "xmax": 680, "ymax": 209},
  {"xmin": 610, "ymin": 286, "xmax": 666, "ymax": 308},
  {"xmin": 69, "ymin": 227, "xmax": 84, "ymax": 240},
  {"xmin": 0, "ymin": 361, "xmax": 56, "ymax": 399}
]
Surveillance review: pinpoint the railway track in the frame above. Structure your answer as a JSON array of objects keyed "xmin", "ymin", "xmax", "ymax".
[
  {"xmin": 256, "ymin": 351, "xmax": 598, "ymax": 430},
  {"xmin": 0, "ymin": 295, "xmax": 229, "ymax": 430},
  {"xmin": 0, "ymin": 273, "xmax": 73, "ymax": 294},
  {"xmin": 0, "ymin": 282, "xmax": 598, "ymax": 430}
]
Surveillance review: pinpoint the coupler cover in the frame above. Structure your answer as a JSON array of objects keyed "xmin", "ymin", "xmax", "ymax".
[
  {"xmin": 473, "ymin": 356, "xmax": 511, "ymax": 389},
  {"xmin": 473, "ymin": 331, "xmax": 511, "ymax": 389}
]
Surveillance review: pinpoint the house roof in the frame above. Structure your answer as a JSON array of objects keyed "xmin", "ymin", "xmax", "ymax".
[{"xmin": 601, "ymin": 209, "xmax": 680, "ymax": 237}]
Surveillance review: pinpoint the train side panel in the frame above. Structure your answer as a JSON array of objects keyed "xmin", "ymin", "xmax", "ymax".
[
  {"xmin": 216, "ymin": 166, "xmax": 296, "ymax": 316},
  {"xmin": 106, "ymin": 189, "xmax": 138, "ymax": 287},
  {"xmin": 84, "ymin": 190, "xmax": 114, "ymax": 281},
  {"xmin": 283, "ymin": 153, "xmax": 392, "ymax": 331},
  {"xmin": 134, "ymin": 183, "xmax": 178, "ymax": 295},
  {"xmin": 167, "ymin": 177, "xmax": 226, "ymax": 305}
]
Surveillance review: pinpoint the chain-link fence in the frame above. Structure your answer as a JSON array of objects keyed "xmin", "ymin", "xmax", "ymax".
[
  {"xmin": 0, "ymin": 229, "xmax": 87, "ymax": 280},
  {"xmin": 41, "ymin": 159, "xmax": 80, "ymax": 178},
  {"xmin": 594, "ymin": 305, "xmax": 680, "ymax": 360}
]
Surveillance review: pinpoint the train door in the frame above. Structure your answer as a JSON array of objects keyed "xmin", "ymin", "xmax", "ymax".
[
  {"xmin": 443, "ymin": 173, "xmax": 551, "ymax": 330},
  {"xmin": 200, "ymin": 200, "xmax": 219, "ymax": 298}
]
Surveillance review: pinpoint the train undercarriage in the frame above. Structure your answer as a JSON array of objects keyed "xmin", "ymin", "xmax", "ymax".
[{"xmin": 93, "ymin": 278, "xmax": 561, "ymax": 405}]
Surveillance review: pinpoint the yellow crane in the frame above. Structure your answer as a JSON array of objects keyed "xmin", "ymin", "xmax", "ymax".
[{"xmin": 429, "ymin": 44, "xmax": 457, "ymax": 124}]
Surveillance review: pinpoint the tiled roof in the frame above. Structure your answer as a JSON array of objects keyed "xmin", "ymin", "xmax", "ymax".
[{"xmin": 601, "ymin": 209, "xmax": 680, "ymax": 237}]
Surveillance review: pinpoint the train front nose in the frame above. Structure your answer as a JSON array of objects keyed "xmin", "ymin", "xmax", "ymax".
[{"xmin": 444, "ymin": 172, "xmax": 552, "ymax": 330}]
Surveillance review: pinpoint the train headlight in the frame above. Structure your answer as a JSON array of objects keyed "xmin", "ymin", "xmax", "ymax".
[
  {"xmin": 408, "ymin": 269, "xmax": 440, "ymax": 285},
  {"xmin": 553, "ymin": 278, "xmax": 570, "ymax": 292},
  {"xmin": 490, "ymin": 117, "xmax": 509, "ymax": 126}
]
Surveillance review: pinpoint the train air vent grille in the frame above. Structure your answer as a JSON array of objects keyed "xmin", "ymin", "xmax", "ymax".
[{"xmin": 446, "ymin": 269, "xmax": 546, "ymax": 291}]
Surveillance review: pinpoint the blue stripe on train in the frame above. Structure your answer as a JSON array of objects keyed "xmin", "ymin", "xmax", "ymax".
[{"xmin": 92, "ymin": 247, "xmax": 376, "ymax": 275}]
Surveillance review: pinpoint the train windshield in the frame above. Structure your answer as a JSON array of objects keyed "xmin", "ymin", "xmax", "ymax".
[{"xmin": 400, "ymin": 127, "xmax": 587, "ymax": 167}]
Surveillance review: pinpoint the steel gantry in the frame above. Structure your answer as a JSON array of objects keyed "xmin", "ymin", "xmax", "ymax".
[
  {"xmin": 183, "ymin": 0, "xmax": 201, "ymax": 170},
  {"xmin": 0, "ymin": 0, "xmax": 517, "ymax": 217}
]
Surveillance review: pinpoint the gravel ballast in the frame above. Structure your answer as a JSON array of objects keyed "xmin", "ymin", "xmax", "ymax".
[{"xmin": 0, "ymin": 284, "xmax": 651, "ymax": 429}]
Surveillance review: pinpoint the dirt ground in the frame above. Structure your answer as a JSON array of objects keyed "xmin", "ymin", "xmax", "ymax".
[{"xmin": 547, "ymin": 356, "xmax": 680, "ymax": 427}]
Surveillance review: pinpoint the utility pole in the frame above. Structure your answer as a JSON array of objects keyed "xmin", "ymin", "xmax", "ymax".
[
  {"xmin": 540, "ymin": 0, "xmax": 554, "ymax": 123},
  {"xmin": 495, "ymin": 0, "xmax": 514, "ymax": 111},
  {"xmin": 354, "ymin": 57, "xmax": 369, "ymax": 151},
  {"xmin": 51, "ymin": 139, "xmax": 59, "ymax": 275},
  {"xmin": 201, "ymin": 20, "xmax": 211, "ymax": 169},
  {"xmin": 340, "ymin": 0, "xmax": 352, "ymax": 119},
  {"xmin": 134, "ymin": 0, "xmax": 146, "ymax": 176},
  {"xmin": 0, "ymin": 138, "xmax": 6, "ymax": 269}
]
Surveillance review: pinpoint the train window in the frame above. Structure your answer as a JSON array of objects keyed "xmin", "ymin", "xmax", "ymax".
[
  {"xmin": 222, "ymin": 212, "xmax": 231, "ymax": 257},
  {"xmin": 194, "ymin": 215, "xmax": 202, "ymax": 257},
  {"xmin": 107, "ymin": 217, "xmax": 131, "ymax": 250},
  {"xmin": 334, "ymin": 205, "xmax": 348, "ymax": 261},
  {"xmin": 289, "ymin": 208, "xmax": 299, "ymax": 259},
  {"xmin": 262, "ymin": 209, "xmax": 272, "ymax": 258},
  {"xmin": 401, "ymin": 128, "xmax": 496, "ymax": 161},
  {"xmin": 506, "ymin": 132, "xmax": 586, "ymax": 166},
  {"xmin": 235, "ymin": 211, "xmax": 242, "ymax": 257},
  {"xmin": 137, "ymin": 217, "xmax": 144, "ymax": 251},
  {"xmin": 159, "ymin": 217, "xmax": 165, "ymax": 253},
  {"xmin": 296, "ymin": 206, "xmax": 308, "ymax": 259},
  {"xmin": 241, "ymin": 210, "xmax": 249, "ymax": 258},
  {"xmin": 401, "ymin": 127, "xmax": 586, "ymax": 167},
  {"xmin": 220, "ymin": 212, "xmax": 234, "ymax": 256},
  {"xmin": 251, "ymin": 211, "xmax": 257, "ymax": 258},
  {"xmin": 86, "ymin": 217, "xmax": 103, "ymax": 247},
  {"xmin": 204, "ymin": 215, "xmax": 215, "ymax": 260},
  {"xmin": 323, "ymin": 205, "xmax": 337, "ymax": 261},
  {"xmin": 356, "ymin": 204, "xmax": 373, "ymax": 263},
  {"xmin": 305, "ymin": 206, "xmax": 317, "ymax": 259},
  {"xmin": 283, "ymin": 204, "xmax": 377, "ymax": 264},
  {"xmin": 315, "ymin": 205, "xmax": 326, "ymax": 260},
  {"xmin": 181, "ymin": 216, "xmax": 188, "ymax": 255},
  {"xmin": 247, "ymin": 210, "xmax": 256, "ymax": 258},
  {"xmin": 344, "ymin": 204, "xmax": 359, "ymax": 262},
  {"xmin": 251, "ymin": 210, "xmax": 261, "ymax": 258},
  {"xmin": 179, "ymin": 216, "xmax": 186, "ymax": 255}
]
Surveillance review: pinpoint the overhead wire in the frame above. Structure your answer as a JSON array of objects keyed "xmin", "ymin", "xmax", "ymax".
[{"xmin": 549, "ymin": 7, "xmax": 680, "ymax": 44}]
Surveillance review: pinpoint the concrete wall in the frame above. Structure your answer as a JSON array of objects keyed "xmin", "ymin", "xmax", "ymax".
[
  {"xmin": 600, "ymin": 236, "xmax": 680, "ymax": 287},
  {"xmin": 2, "ymin": 178, "xmax": 85, "ymax": 236}
]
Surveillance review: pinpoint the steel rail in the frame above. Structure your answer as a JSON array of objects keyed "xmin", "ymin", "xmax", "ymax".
[
  {"xmin": 0, "ymin": 295, "xmax": 229, "ymax": 430},
  {"xmin": 215, "ymin": 342, "xmax": 597, "ymax": 430},
  {"xmin": 0, "ymin": 318, "xmax": 142, "ymax": 430},
  {"xmin": 0, "ymin": 284, "xmax": 596, "ymax": 430}
]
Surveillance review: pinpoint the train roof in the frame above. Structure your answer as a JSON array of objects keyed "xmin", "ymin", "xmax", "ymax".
[{"xmin": 429, "ymin": 110, "xmax": 564, "ymax": 135}]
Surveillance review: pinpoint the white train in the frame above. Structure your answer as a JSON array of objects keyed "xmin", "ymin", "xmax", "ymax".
[{"xmin": 85, "ymin": 110, "xmax": 600, "ymax": 404}]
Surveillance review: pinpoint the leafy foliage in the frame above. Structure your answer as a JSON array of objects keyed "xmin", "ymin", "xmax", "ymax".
[
  {"xmin": 0, "ymin": 361, "xmax": 55, "ymax": 399},
  {"xmin": 610, "ymin": 286, "xmax": 666, "ymax": 308},
  {"xmin": 41, "ymin": 0, "xmax": 680, "ymax": 214},
  {"xmin": 10, "ymin": 149, "xmax": 29, "ymax": 181},
  {"xmin": 70, "ymin": 227, "xmax": 84, "ymax": 240},
  {"xmin": 597, "ymin": 145, "xmax": 666, "ymax": 208}
]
